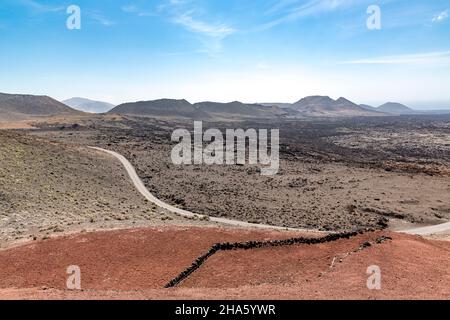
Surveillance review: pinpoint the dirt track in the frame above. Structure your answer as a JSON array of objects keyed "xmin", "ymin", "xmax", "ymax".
[
  {"xmin": 0, "ymin": 130, "xmax": 205, "ymax": 246},
  {"xmin": 90, "ymin": 146, "xmax": 323, "ymax": 233},
  {"xmin": 0, "ymin": 226, "xmax": 448, "ymax": 300},
  {"xmin": 32, "ymin": 115, "xmax": 450, "ymax": 231}
]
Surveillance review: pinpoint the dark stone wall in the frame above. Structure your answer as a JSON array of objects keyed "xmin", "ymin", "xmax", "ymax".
[{"xmin": 165, "ymin": 230, "xmax": 373, "ymax": 288}]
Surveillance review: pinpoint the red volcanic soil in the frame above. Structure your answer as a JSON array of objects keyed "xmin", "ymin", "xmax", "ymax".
[
  {"xmin": 0, "ymin": 227, "xmax": 307, "ymax": 292},
  {"xmin": 0, "ymin": 226, "xmax": 448, "ymax": 300}
]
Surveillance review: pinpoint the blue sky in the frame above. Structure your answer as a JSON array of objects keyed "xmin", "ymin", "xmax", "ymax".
[{"xmin": 0, "ymin": 0, "xmax": 449, "ymax": 108}]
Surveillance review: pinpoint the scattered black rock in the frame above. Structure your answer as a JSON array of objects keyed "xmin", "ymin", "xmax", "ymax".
[
  {"xmin": 375, "ymin": 236, "xmax": 392, "ymax": 244},
  {"xmin": 360, "ymin": 241, "xmax": 372, "ymax": 249}
]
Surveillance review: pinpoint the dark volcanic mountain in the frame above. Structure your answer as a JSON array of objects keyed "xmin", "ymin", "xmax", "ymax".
[
  {"xmin": 109, "ymin": 96, "xmax": 395, "ymax": 119},
  {"xmin": 291, "ymin": 96, "xmax": 380, "ymax": 116},
  {"xmin": 260, "ymin": 102, "xmax": 293, "ymax": 109},
  {"xmin": 195, "ymin": 101, "xmax": 287, "ymax": 119},
  {"xmin": 109, "ymin": 99, "xmax": 210, "ymax": 119},
  {"xmin": 110, "ymin": 99, "xmax": 287, "ymax": 120},
  {"xmin": 359, "ymin": 104, "xmax": 377, "ymax": 111},
  {"xmin": 0, "ymin": 92, "xmax": 82, "ymax": 121},
  {"xmin": 377, "ymin": 102, "xmax": 415, "ymax": 114},
  {"xmin": 63, "ymin": 97, "xmax": 115, "ymax": 113}
]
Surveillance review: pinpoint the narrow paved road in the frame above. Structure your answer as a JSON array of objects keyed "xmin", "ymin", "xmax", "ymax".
[{"xmin": 90, "ymin": 147, "xmax": 450, "ymax": 236}]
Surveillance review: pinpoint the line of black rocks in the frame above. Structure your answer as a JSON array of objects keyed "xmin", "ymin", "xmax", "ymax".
[{"xmin": 164, "ymin": 229, "xmax": 375, "ymax": 288}]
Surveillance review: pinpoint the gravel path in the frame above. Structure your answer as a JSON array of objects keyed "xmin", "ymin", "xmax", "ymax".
[
  {"xmin": 90, "ymin": 147, "xmax": 323, "ymax": 233},
  {"xmin": 91, "ymin": 147, "xmax": 450, "ymax": 236}
]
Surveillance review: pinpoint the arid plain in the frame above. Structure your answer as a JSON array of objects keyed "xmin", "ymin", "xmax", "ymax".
[{"xmin": 0, "ymin": 102, "xmax": 449, "ymax": 299}]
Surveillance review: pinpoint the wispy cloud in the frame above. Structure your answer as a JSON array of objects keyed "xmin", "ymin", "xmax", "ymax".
[
  {"xmin": 122, "ymin": 5, "xmax": 138, "ymax": 13},
  {"xmin": 342, "ymin": 51, "xmax": 450, "ymax": 65},
  {"xmin": 157, "ymin": 0, "xmax": 188, "ymax": 11},
  {"xmin": 157, "ymin": 0, "xmax": 235, "ymax": 54},
  {"xmin": 265, "ymin": 0, "xmax": 301, "ymax": 15},
  {"xmin": 432, "ymin": 9, "xmax": 449, "ymax": 23},
  {"xmin": 259, "ymin": 0, "xmax": 360, "ymax": 30},
  {"xmin": 19, "ymin": 0, "xmax": 64, "ymax": 13},
  {"xmin": 89, "ymin": 13, "xmax": 115, "ymax": 27},
  {"xmin": 173, "ymin": 11, "xmax": 235, "ymax": 39},
  {"xmin": 121, "ymin": 4, "xmax": 155, "ymax": 17}
]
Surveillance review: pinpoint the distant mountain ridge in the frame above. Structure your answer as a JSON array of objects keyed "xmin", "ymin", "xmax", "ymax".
[
  {"xmin": 377, "ymin": 102, "xmax": 415, "ymax": 114},
  {"xmin": 109, "ymin": 99, "xmax": 287, "ymax": 119},
  {"xmin": 260, "ymin": 102, "xmax": 293, "ymax": 109},
  {"xmin": 2, "ymin": 91, "xmax": 437, "ymax": 122},
  {"xmin": 110, "ymin": 99, "xmax": 210, "ymax": 119},
  {"xmin": 195, "ymin": 101, "xmax": 287, "ymax": 118},
  {"xmin": 63, "ymin": 97, "xmax": 115, "ymax": 113},
  {"xmin": 0, "ymin": 92, "xmax": 82, "ymax": 121},
  {"xmin": 359, "ymin": 104, "xmax": 377, "ymax": 111},
  {"xmin": 110, "ymin": 96, "xmax": 390, "ymax": 119},
  {"xmin": 266, "ymin": 96, "xmax": 382, "ymax": 117}
]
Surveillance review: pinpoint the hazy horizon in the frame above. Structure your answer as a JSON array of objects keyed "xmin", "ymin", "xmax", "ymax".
[{"xmin": 3, "ymin": 90, "xmax": 450, "ymax": 111}]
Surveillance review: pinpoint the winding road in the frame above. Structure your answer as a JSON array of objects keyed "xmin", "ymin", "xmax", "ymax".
[
  {"xmin": 90, "ymin": 147, "xmax": 450, "ymax": 236},
  {"xmin": 89, "ymin": 147, "xmax": 314, "ymax": 233},
  {"xmin": 399, "ymin": 222, "xmax": 450, "ymax": 236}
]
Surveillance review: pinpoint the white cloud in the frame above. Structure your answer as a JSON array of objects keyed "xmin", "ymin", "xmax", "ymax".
[
  {"xmin": 19, "ymin": 0, "xmax": 64, "ymax": 13},
  {"xmin": 90, "ymin": 13, "xmax": 115, "ymax": 27},
  {"xmin": 265, "ymin": 0, "xmax": 301, "ymax": 14},
  {"xmin": 121, "ymin": 4, "xmax": 155, "ymax": 17},
  {"xmin": 259, "ymin": 0, "xmax": 360, "ymax": 30},
  {"xmin": 342, "ymin": 51, "xmax": 450, "ymax": 65},
  {"xmin": 122, "ymin": 5, "xmax": 138, "ymax": 13},
  {"xmin": 432, "ymin": 9, "xmax": 449, "ymax": 23},
  {"xmin": 155, "ymin": 0, "xmax": 235, "ymax": 54},
  {"xmin": 173, "ymin": 11, "xmax": 235, "ymax": 39},
  {"xmin": 157, "ymin": 0, "xmax": 187, "ymax": 12},
  {"xmin": 158, "ymin": 0, "xmax": 235, "ymax": 39}
]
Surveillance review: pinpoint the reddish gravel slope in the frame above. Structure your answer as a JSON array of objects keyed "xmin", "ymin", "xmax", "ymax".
[
  {"xmin": 0, "ymin": 226, "xmax": 448, "ymax": 300},
  {"xmin": 0, "ymin": 227, "xmax": 306, "ymax": 291}
]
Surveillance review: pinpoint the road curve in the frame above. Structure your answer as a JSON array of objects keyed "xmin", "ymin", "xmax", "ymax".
[
  {"xmin": 398, "ymin": 222, "xmax": 450, "ymax": 236},
  {"xmin": 89, "ymin": 147, "xmax": 450, "ymax": 236},
  {"xmin": 89, "ymin": 147, "xmax": 317, "ymax": 233}
]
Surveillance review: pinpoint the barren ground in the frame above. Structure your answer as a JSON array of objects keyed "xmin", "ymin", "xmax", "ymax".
[
  {"xmin": 0, "ymin": 227, "xmax": 448, "ymax": 300},
  {"xmin": 31, "ymin": 115, "xmax": 450, "ymax": 231},
  {"xmin": 1, "ymin": 115, "xmax": 449, "ymax": 300},
  {"xmin": 0, "ymin": 130, "xmax": 211, "ymax": 247}
]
